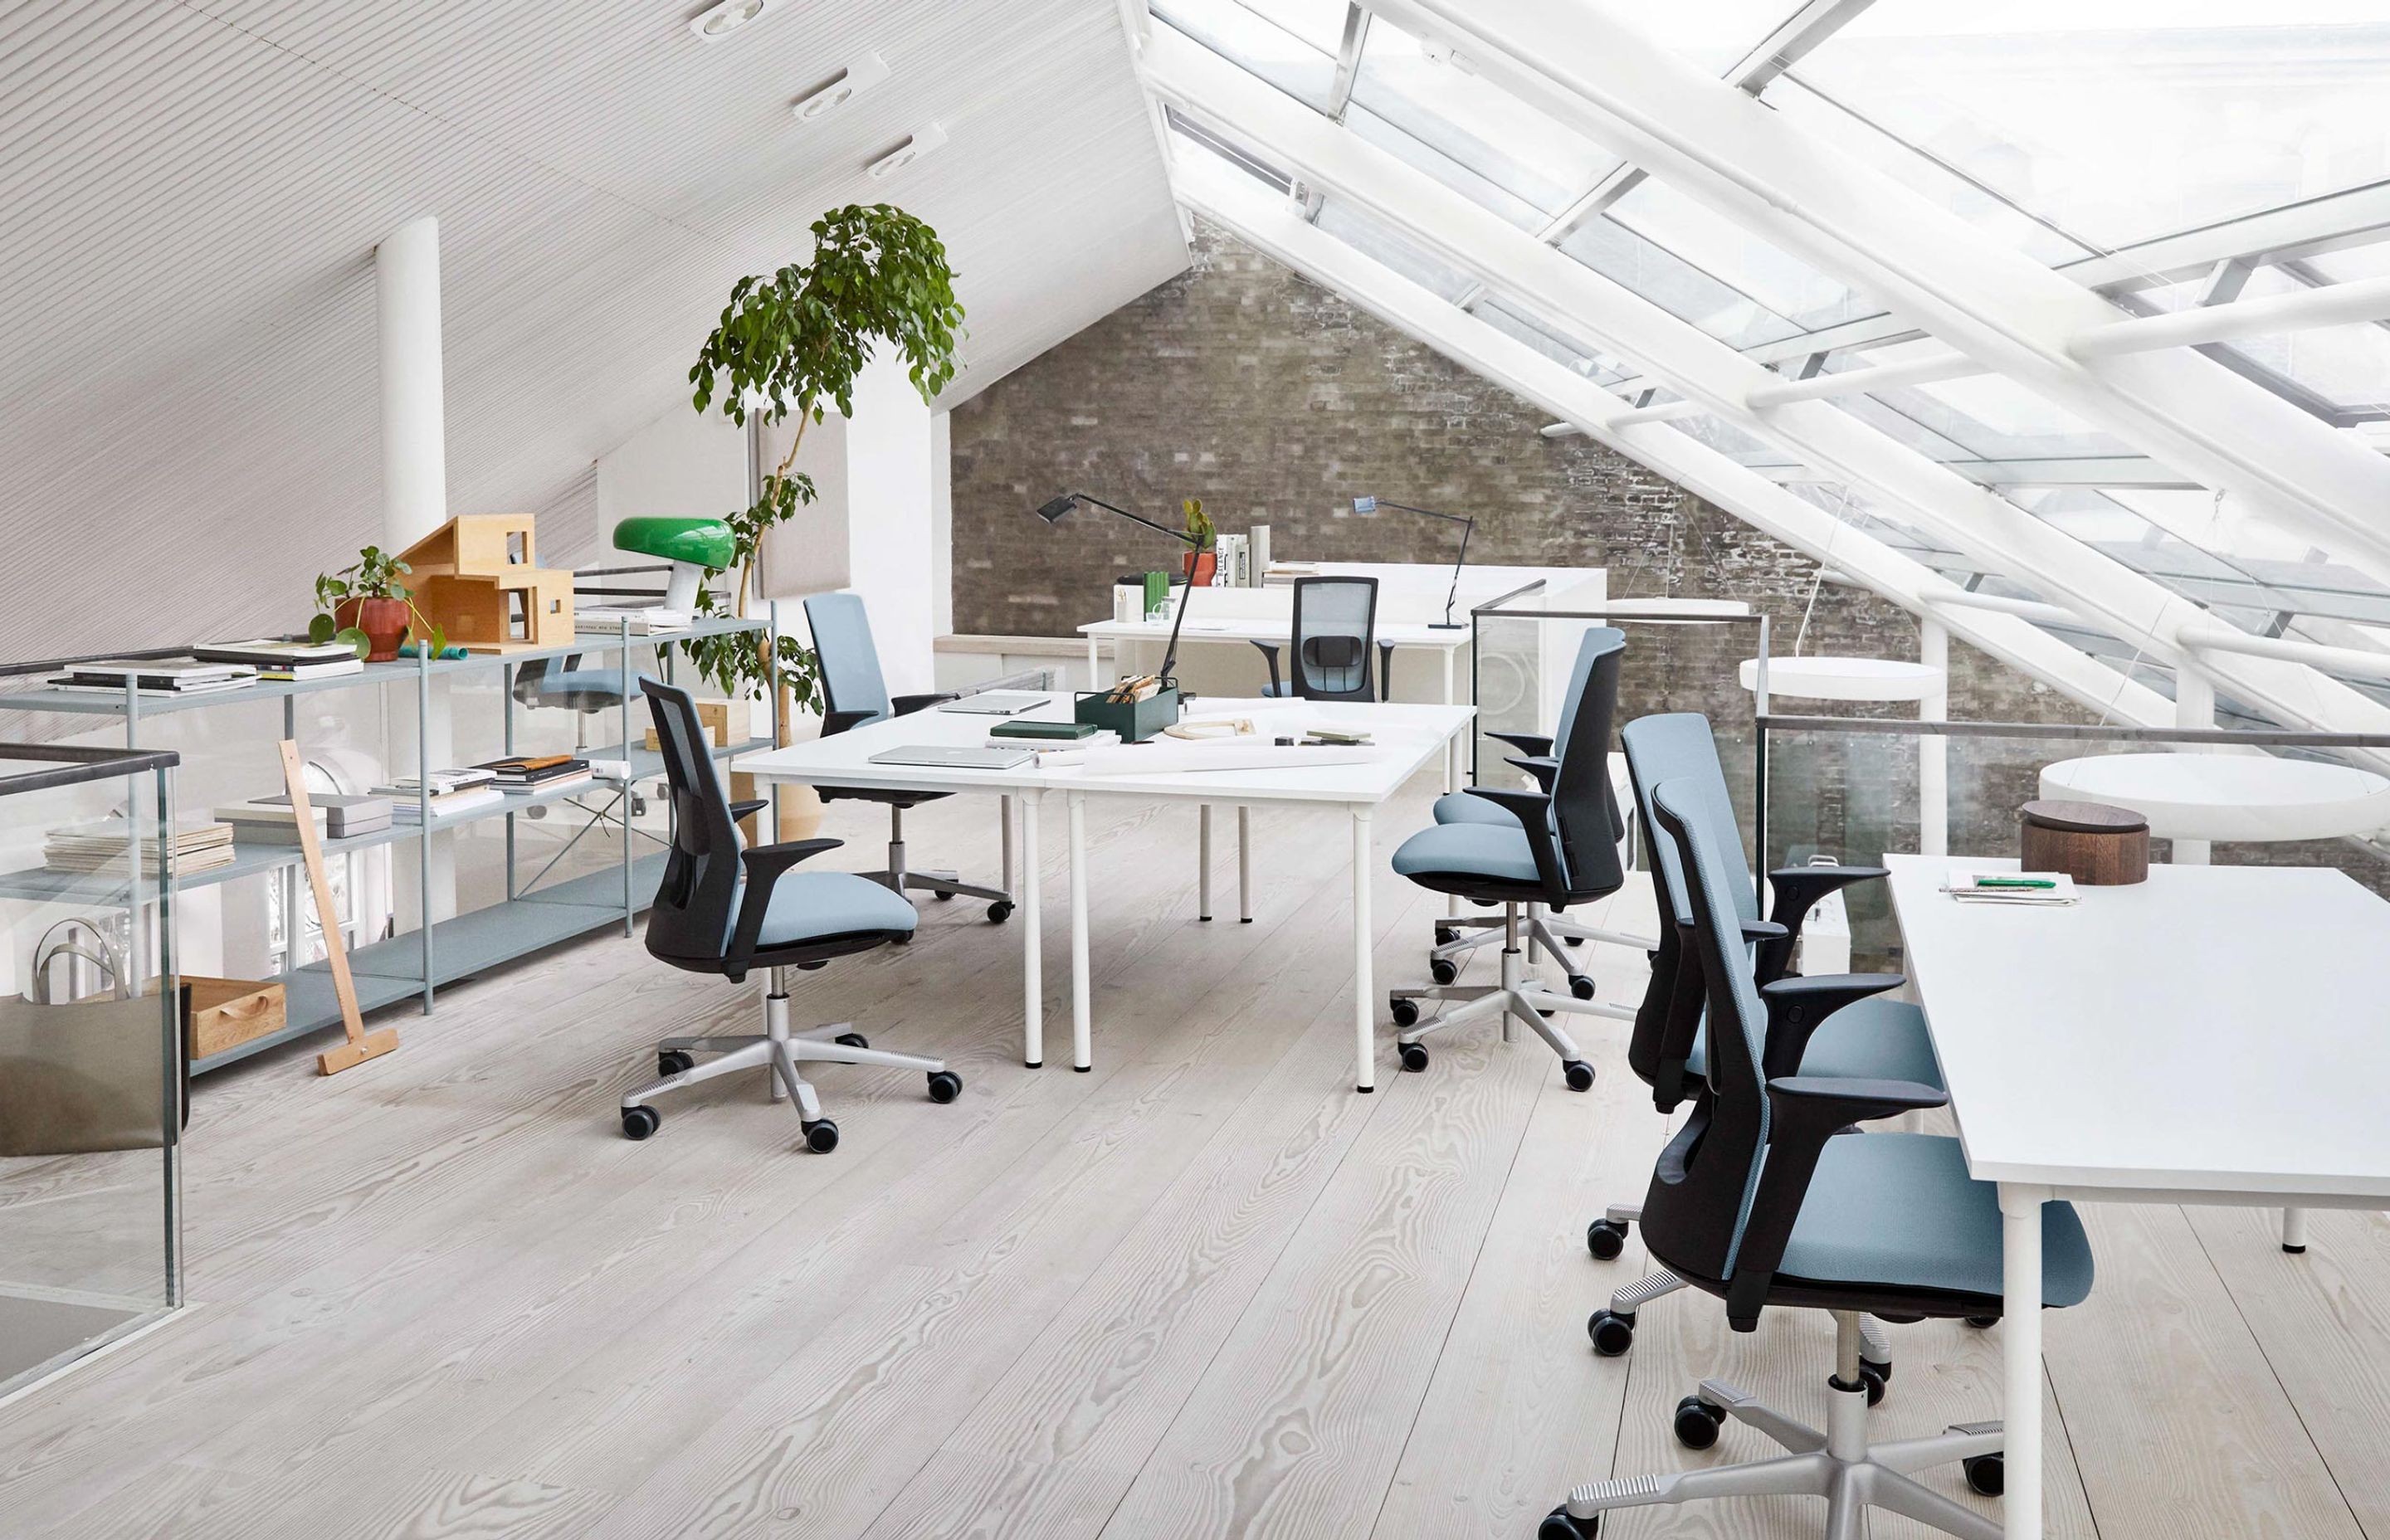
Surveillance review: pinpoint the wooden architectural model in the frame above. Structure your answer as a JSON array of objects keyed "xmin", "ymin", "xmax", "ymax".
[{"xmin": 397, "ymin": 513, "xmax": 575, "ymax": 652}]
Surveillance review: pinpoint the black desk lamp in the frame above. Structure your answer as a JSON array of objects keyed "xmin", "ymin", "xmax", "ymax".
[
  {"xmin": 1036, "ymin": 492, "xmax": 1203, "ymax": 688},
  {"xmin": 1353, "ymin": 495, "xmax": 1475, "ymax": 629}
]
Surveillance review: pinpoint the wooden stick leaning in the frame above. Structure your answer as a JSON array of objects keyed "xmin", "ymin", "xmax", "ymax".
[{"xmin": 278, "ymin": 739, "xmax": 399, "ymax": 1075}]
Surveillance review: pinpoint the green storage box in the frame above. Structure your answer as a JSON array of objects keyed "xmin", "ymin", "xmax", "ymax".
[{"xmin": 1075, "ymin": 685, "xmax": 1180, "ymax": 743}]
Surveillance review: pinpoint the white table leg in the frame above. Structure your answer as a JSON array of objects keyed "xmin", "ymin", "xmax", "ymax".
[
  {"xmin": 1000, "ymin": 793, "xmax": 1014, "ymax": 895},
  {"xmin": 1087, "ymin": 635, "xmax": 1102, "ymax": 690},
  {"xmin": 1069, "ymin": 791, "xmax": 1091, "ymax": 1072},
  {"xmin": 2282, "ymin": 1207, "xmax": 2309, "ymax": 1252},
  {"xmin": 1237, "ymin": 806, "xmax": 1251, "ymax": 923},
  {"xmin": 1353, "ymin": 804, "xmax": 1375, "ymax": 1094},
  {"xmin": 2000, "ymin": 1182, "xmax": 2048, "ymax": 1540},
  {"xmin": 1441, "ymin": 648, "xmax": 1459, "ymax": 794},
  {"xmin": 1021, "ymin": 791, "xmax": 1042, "ymax": 1068},
  {"xmin": 1198, "ymin": 804, "xmax": 1212, "ymax": 922}
]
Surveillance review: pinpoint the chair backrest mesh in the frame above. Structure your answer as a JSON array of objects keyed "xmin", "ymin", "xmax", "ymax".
[
  {"xmin": 1546, "ymin": 626, "xmax": 1628, "ymax": 901},
  {"xmin": 805, "ymin": 592, "xmax": 893, "ymax": 726},
  {"xmin": 641, "ymin": 678, "xmax": 742, "ymax": 967},
  {"xmin": 1290, "ymin": 577, "xmax": 1378, "ymax": 700}
]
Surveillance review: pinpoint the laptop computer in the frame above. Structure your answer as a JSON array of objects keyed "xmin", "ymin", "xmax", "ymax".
[
  {"xmin": 867, "ymin": 745, "xmax": 1038, "ymax": 770},
  {"xmin": 934, "ymin": 691, "xmax": 1050, "ymax": 717}
]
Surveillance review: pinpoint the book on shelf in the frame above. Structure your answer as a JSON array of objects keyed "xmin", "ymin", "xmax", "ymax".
[
  {"xmin": 48, "ymin": 658, "xmax": 258, "ymax": 695},
  {"xmin": 256, "ymin": 656, "xmax": 365, "ymax": 681},
  {"xmin": 193, "ymin": 639, "xmax": 362, "ymax": 669},
  {"xmin": 43, "ymin": 819, "xmax": 236, "ymax": 877},
  {"xmin": 577, "ymin": 605, "xmax": 690, "ymax": 636},
  {"xmin": 379, "ymin": 786, "xmax": 509, "ymax": 823},
  {"xmin": 217, "ymin": 794, "xmax": 393, "ymax": 838},
  {"xmin": 378, "ymin": 767, "xmax": 498, "ymax": 797}
]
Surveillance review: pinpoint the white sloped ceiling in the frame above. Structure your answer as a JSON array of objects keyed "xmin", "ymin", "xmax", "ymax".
[{"xmin": 0, "ymin": 0, "xmax": 1187, "ymax": 660}]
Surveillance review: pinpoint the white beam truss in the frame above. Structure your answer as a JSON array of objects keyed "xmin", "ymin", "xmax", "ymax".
[
  {"xmin": 1168, "ymin": 150, "xmax": 2168, "ymax": 726},
  {"xmin": 1365, "ymin": 0, "xmax": 2390, "ymax": 583},
  {"xmin": 1141, "ymin": 24, "xmax": 2390, "ymax": 743},
  {"xmin": 2071, "ymin": 275, "xmax": 2390, "ymax": 358}
]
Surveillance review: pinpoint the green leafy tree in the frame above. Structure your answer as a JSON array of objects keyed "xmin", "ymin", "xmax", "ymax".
[{"xmin": 683, "ymin": 203, "xmax": 965, "ymax": 742}]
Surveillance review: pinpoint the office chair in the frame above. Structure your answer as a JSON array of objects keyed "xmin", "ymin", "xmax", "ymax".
[
  {"xmin": 512, "ymin": 655, "xmax": 623, "ymax": 748},
  {"xmin": 1251, "ymin": 576, "xmax": 1389, "ymax": 700},
  {"xmin": 805, "ymin": 592, "xmax": 1015, "ymax": 924},
  {"xmin": 1585, "ymin": 712, "xmax": 1949, "ymax": 1366},
  {"xmin": 618, "ymin": 680, "xmax": 962, "ymax": 1153},
  {"xmin": 1538, "ymin": 779, "xmax": 2094, "ymax": 1540},
  {"xmin": 1384, "ymin": 627, "xmax": 1636, "ymax": 1089},
  {"xmin": 1423, "ymin": 630, "xmax": 1654, "ymax": 1000}
]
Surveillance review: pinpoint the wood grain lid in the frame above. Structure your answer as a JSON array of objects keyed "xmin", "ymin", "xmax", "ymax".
[{"xmin": 2019, "ymin": 798, "xmax": 2149, "ymax": 835}]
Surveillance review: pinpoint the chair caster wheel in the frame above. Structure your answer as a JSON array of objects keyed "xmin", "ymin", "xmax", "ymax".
[
  {"xmin": 988, "ymin": 899, "xmax": 1015, "ymax": 923},
  {"xmin": 891, "ymin": 932, "xmax": 913, "ymax": 945},
  {"xmin": 835, "ymin": 1031, "xmax": 870, "ymax": 1049},
  {"xmin": 927, "ymin": 1070, "xmax": 963, "ymax": 1104},
  {"xmin": 1588, "ymin": 1309, "xmax": 1635, "ymax": 1357},
  {"xmin": 1860, "ymin": 1364, "xmax": 1888, "ymax": 1406},
  {"xmin": 1434, "ymin": 924, "xmax": 1458, "ymax": 947},
  {"xmin": 1587, "ymin": 1218, "xmax": 1628, "ymax": 1260},
  {"xmin": 620, "ymin": 1105, "xmax": 661, "ymax": 1141},
  {"xmin": 932, "ymin": 888, "xmax": 956, "ymax": 902},
  {"xmin": 1428, "ymin": 958, "xmax": 1458, "ymax": 986},
  {"xmin": 1965, "ymin": 1314, "xmax": 1998, "ymax": 1328},
  {"xmin": 1390, "ymin": 997, "xmax": 1420, "ymax": 1028},
  {"xmin": 1539, "ymin": 1505, "xmax": 1597, "ymax": 1539},
  {"xmin": 1565, "ymin": 934, "xmax": 1584, "ymax": 948},
  {"xmin": 1673, "ymin": 1394, "xmax": 1726, "ymax": 1450},
  {"xmin": 1398, "ymin": 1042, "xmax": 1430, "ymax": 1073},
  {"xmin": 1562, "ymin": 1059, "xmax": 1595, "ymax": 1092},
  {"xmin": 1568, "ymin": 974, "xmax": 1595, "ymax": 1001},
  {"xmin": 1964, "ymin": 1452, "xmax": 2004, "ymax": 1498},
  {"xmin": 802, "ymin": 1118, "xmax": 840, "ymax": 1153},
  {"xmin": 657, "ymin": 1050, "xmax": 694, "ymax": 1076}
]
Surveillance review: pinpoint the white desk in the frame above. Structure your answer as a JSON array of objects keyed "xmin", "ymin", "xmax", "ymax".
[
  {"xmin": 735, "ymin": 692, "xmax": 1474, "ymax": 1091},
  {"xmin": 1885, "ymin": 855, "xmax": 2390, "ymax": 1540}
]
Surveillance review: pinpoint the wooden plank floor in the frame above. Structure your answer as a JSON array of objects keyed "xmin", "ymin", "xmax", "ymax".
[{"xmin": 4, "ymin": 780, "xmax": 2386, "ymax": 1538}]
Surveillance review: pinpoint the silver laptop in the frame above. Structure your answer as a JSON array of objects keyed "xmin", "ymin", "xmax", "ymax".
[
  {"xmin": 935, "ymin": 691, "xmax": 1050, "ymax": 716},
  {"xmin": 868, "ymin": 745, "xmax": 1037, "ymax": 770}
]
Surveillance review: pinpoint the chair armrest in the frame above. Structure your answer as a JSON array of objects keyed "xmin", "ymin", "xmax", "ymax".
[
  {"xmin": 1249, "ymin": 640, "xmax": 1283, "ymax": 696},
  {"xmin": 1505, "ymin": 753, "xmax": 1558, "ymax": 792},
  {"xmin": 1488, "ymin": 730, "xmax": 1554, "ymax": 758},
  {"xmin": 1648, "ymin": 918, "xmax": 1707, "ymax": 1110},
  {"xmin": 1762, "ymin": 864, "xmax": 1889, "ymax": 982},
  {"xmin": 1467, "ymin": 787, "xmax": 1564, "ymax": 894},
  {"xmin": 821, "ymin": 709, "xmax": 879, "ymax": 738},
  {"xmin": 890, "ymin": 692, "xmax": 958, "ymax": 717},
  {"xmin": 728, "ymin": 798, "xmax": 770, "ymax": 825},
  {"xmin": 1741, "ymin": 919, "xmax": 1789, "ymax": 945},
  {"xmin": 725, "ymin": 837, "xmax": 845, "ymax": 977},
  {"xmin": 1724, "ymin": 1075, "xmax": 1951, "ymax": 1330},
  {"xmin": 1378, "ymin": 640, "xmax": 1396, "ymax": 702},
  {"xmin": 1758, "ymin": 972, "xmax": 1905, "ymax": 1079}
]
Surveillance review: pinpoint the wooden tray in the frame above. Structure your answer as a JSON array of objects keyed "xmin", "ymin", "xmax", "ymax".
[{"xmin": 180, "ymin": 976, "xmax": 286, "ymax": 1059}]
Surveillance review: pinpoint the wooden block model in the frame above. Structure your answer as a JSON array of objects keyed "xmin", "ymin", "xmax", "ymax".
[{"xmin": 397, "ymin": 513, "xmax": 576, "ymax": 651}]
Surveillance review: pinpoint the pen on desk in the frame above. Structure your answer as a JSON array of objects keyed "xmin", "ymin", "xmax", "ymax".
[{"xmin": 1972, "ymin": 876, "xmax": 2056, "ymax": 889}]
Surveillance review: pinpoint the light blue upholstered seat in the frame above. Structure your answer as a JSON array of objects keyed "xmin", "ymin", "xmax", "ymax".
[
  {"xmin": 1777, "ymin": 1132, "xmax": 2095, "ymax": 1306},
  {"xmin": 1685, "ymin": 997, "xmax": 1943, "ymax": 1089},
  {"xmin": 1260, "ymin": 680, "xmax": 1295, "ymax": 699},
  {"xmin": 529, "ymin": 668, "xmax": 629, "ymax": 704},
  {"xmin": 1390, "ymin": 822, "xmax": 1541, "ymax": 887},
  {"xmin": 735, "ymin": 871, "xmax": 919, "ymax": 950},
  {"xmin": 1432, "ymin": 789, "xmax": 1517, "ymax": 827}
]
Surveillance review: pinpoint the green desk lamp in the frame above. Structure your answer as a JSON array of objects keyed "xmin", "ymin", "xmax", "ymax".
[{"xmin": 612, "ymin": 516, "xmax": 735, "ymax": 611}]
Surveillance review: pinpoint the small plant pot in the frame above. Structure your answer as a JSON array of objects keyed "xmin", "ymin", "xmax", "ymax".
[
  {"xmin": 1184, "ymin": 548, "xmax": 1217, "ymax": 586},
  {"xmin": 337, "ymin": 597, "xmax": 411, "ymax": 661}
]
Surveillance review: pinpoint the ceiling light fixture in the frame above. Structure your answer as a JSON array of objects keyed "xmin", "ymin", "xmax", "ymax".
[
  {"xmin": 688, "ymin": 0, "xmax": 783, "ymax": 43},
  {"xmin": 793, "ymin": 52, "xmax": 890, "ymax": 123},
  {"xmin": 866, "ymin": 122, "xmax": 946, "ymax": 180}
]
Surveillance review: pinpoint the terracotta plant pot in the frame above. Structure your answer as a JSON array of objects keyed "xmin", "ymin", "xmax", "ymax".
[
  {"xmin": 1184, "ymin": 548, "xmax": 1217, "ymax": 586},
  {"xmin": 336, "ymin": 597, "xmax": 412, "ymax": 661}
]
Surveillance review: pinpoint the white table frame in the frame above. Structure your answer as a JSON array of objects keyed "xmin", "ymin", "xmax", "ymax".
[
  {"xmin": 1885, "ymin": 855, "xmax": 2390, "ymax": 1540},
  {"xmin": 736, "ymin": 693, "xmax": 1475, "ymax": 1091}
]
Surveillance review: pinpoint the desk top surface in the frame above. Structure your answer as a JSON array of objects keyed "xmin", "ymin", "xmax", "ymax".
[
  {"xmin": 1078, "ymin": 616, "xmax": 1473, "ymax": 648},
  {"xmin": 736, "ymin": 693, "xmax": 1474, "ymax": 805},
  {"xmin": 1886, "ymin": 854, "xmax": 2390, "ymax": 1200},
  {"xmin": 2038, "ymin": 752, "xmax": 2390, "ymax": 842}
]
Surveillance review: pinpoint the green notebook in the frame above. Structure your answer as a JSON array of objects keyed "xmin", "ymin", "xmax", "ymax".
[{"xmin": 990, "ymin": 719, "xmax": 1098, "ymax": 741}]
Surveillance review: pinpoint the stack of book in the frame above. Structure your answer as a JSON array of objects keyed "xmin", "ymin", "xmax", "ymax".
[
  {"xmin": 216, "ymin": 794, "xmax": 394, "ymax": 845},
  {"xmin": 47, "ymin": 658, "xmax": 257, "ymax": 698},
  {"xmin": 1942, "ymin": 870, "xmax": 2078, "ymax": 907},
  {"xmin": 373, "ymin": 768, "xmax": 506, "ymax": 823},
  {"xmin": 476, "ymin": 755, "xmax": 594, "ymax": 795},
  {"xmin": 44, "ymin": 818, "xmax": 237, "ymax": 877},
  {"xmin": 576, "ymin": 605, "xmax": 690, "ymax": 636},
  {"xmin": 193, "ymin": 638, "xmax": 366, "ymax": 681}
]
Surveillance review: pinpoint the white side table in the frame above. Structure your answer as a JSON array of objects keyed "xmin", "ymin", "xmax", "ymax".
[{"xmin": 1740, "ymin": 655, "xmax": 1950, "ymax": 855}]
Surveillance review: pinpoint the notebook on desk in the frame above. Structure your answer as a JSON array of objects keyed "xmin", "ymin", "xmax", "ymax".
[{"xmin": 867, "ymin": 746, "xmax": 1037, "ymax": 770}]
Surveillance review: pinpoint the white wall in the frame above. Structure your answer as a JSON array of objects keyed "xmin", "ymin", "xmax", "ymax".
[
  {"xmin": 930, "ymin": 410, "xmax": 954, "ymax": 639},
  {"xmin": 594, "ymin": 407, "xmax": 748, "ymax": 534},
  {"xmin": 841, "ymin": 353, "xmax": 938, "ymax": 695}
]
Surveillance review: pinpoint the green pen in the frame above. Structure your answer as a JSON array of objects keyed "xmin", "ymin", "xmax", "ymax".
[{"xmin": 1972, "ymin": 876, "xmax": 2056, "ymax": 889}]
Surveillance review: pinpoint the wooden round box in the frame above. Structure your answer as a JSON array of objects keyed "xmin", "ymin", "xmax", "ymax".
[{"xmin": 2019, "ymin": 799, "xmax": 2149, "ymax": 885}]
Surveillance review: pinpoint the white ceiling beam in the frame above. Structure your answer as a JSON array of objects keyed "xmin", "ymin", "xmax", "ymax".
[
  {"xmin": 2071, "ymin": 275, "xmax": 2390, "ymax": 358},
  {"xmin": 1367, "ymin": 0, "xmax": 2390, "ymax": 583},
  {"xmin": 1140, "ymin": 26, "xmax": 2390, "ymax": 741},
  {"xmin": 1168, "ymin": 150, "xmax": 2167, "ymax": 725},
  {"xmin": 1745, "ymin": 348, "xmax": 1983, "ymax": 408},
  {"xmin": 2065, "ymin": 182, "xmax": 2390, "ymax": 295}
]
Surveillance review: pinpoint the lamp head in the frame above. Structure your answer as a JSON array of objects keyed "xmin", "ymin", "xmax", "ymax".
[
  {"xmin": 1036, "ymin": 494, "xmax": 1079, "ymax": 524},
  {"xmin": 1351, "ymin": 495, "xmax": 1378, "ymax": 514}
]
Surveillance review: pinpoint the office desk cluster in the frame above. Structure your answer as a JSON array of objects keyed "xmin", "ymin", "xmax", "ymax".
[{"xmin": 738, "ymin": 692, "xmax": 1474, "ymax": 1092}]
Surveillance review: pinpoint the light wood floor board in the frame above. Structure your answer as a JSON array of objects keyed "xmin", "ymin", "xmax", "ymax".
[{"xmin": 2, "ymin": 785, "xmax": 2383, "ymax": 1540}]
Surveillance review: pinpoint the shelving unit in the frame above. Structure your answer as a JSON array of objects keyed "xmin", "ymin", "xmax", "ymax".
[{"xmin": 0, "ymin": 616, "xmax": 773, "ymax": 1072}]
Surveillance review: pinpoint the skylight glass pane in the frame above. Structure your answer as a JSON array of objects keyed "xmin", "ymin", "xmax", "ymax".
[
  {"xmin": 1474, "ymin": 297, "xmax": 1631, "ymax": 383},
  {"xmin": 1632, "ymin": 0, "xmax": 1810, "ymax": 76},
  {"xmin": 1347, "ymin": 19, "xmax": 1622, "ymax": 222},
  {"xmin": 2308, "ymin": 241, "xmax": 2390, "ymax": 284},
  {"xmin": 1344, "ymin": 105, "xmax": 1544, "ymax": 231},
  {"xmin": 2227, "ymin": 268, "xmax": 2390, "ymax": 416},
  {"xmin": 1793, "ymin": 2, "xmax": 2390, "ymax": 251},
  {"xmin": 1152, "ymin": 0, "xmax": 1347, "ymax": 111},
  {"xmin": 1606, "ymin": 179, "xmax": 1882, "ymax": 334},
  {"xmin": 1164, "ymin": 107, "xmax": 1294, "ymax": 195},
  {"xmin": 1314, "ymin": 196, "xmax": 1473, "ymax": 302},
  {"xmin": 1559, "ymin": 217, "xmax": 1799, "ymax": 348}
]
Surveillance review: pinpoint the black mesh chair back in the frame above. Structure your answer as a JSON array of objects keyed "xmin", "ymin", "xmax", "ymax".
[
  {"xmin": 1289, "ymin": 577, "xmax": 1379, "ymax": 700},
  {"xmin": 1546, "ymin": 626, "xmax": 1628, "ymax": 902},
  {"xmin": 641, "ymin": 678, "xmax": 743, "ymax": 969}
]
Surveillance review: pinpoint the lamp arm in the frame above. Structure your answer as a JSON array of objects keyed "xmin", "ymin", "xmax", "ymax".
[
  {"xmin": 1445, "ymin": 516, "xmax": 1475, "ymax": 627},
  {"xmin": 1073, "ymin": 494, "xmax": 1202, "ymax": 548}
]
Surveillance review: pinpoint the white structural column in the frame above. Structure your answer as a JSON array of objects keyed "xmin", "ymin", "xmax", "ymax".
[
  {"xmin": 2170, "ymin": 668, "xmax": 2218, "ymax": 865},
  {"xmin": 376, "ymin": 216, "xmax": 447, "ymax": 549},
  {"xmin": 1919, "ymin": 618, "xmax": 1949, "ymax": 859},
  {"xmin": 1366, "ymin": 0, "xmax": 2390, "ymax": 590}
]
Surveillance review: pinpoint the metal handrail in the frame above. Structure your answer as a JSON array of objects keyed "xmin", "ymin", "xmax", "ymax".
[
  {"xmin": 0, "ymin": 742, "xmax": 182, "ymax": 796},
  {"xmin": 1758, "ymin": 714, "xmax": 2390, "ymax": 749}
]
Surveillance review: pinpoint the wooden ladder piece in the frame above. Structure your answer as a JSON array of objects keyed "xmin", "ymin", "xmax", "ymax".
[{"xmin": 279, "ymin": 739, "xmax": 400, "ymax": 1075}]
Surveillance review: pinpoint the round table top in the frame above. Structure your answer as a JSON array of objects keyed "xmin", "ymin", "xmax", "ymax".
[
  {"xmin": 1738, "ymin": 655, "xmax": 1944, "ymax": 704},
  {"xmin": 2038, "ymin": 752, "xmax": 2390, "ymax": 842}
]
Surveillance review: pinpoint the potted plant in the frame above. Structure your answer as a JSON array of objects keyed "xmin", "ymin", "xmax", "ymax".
[
  {"xmin": 680, "ymin": 203, "xmax": 965, "ymax": 756},
  {"xmin": 1182, "ymin": 497, "xmax": 1217, "ymax": 587},
  {"xmin": 308, "ymin": 546, "xmax": 442, "ymax": 661}
]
